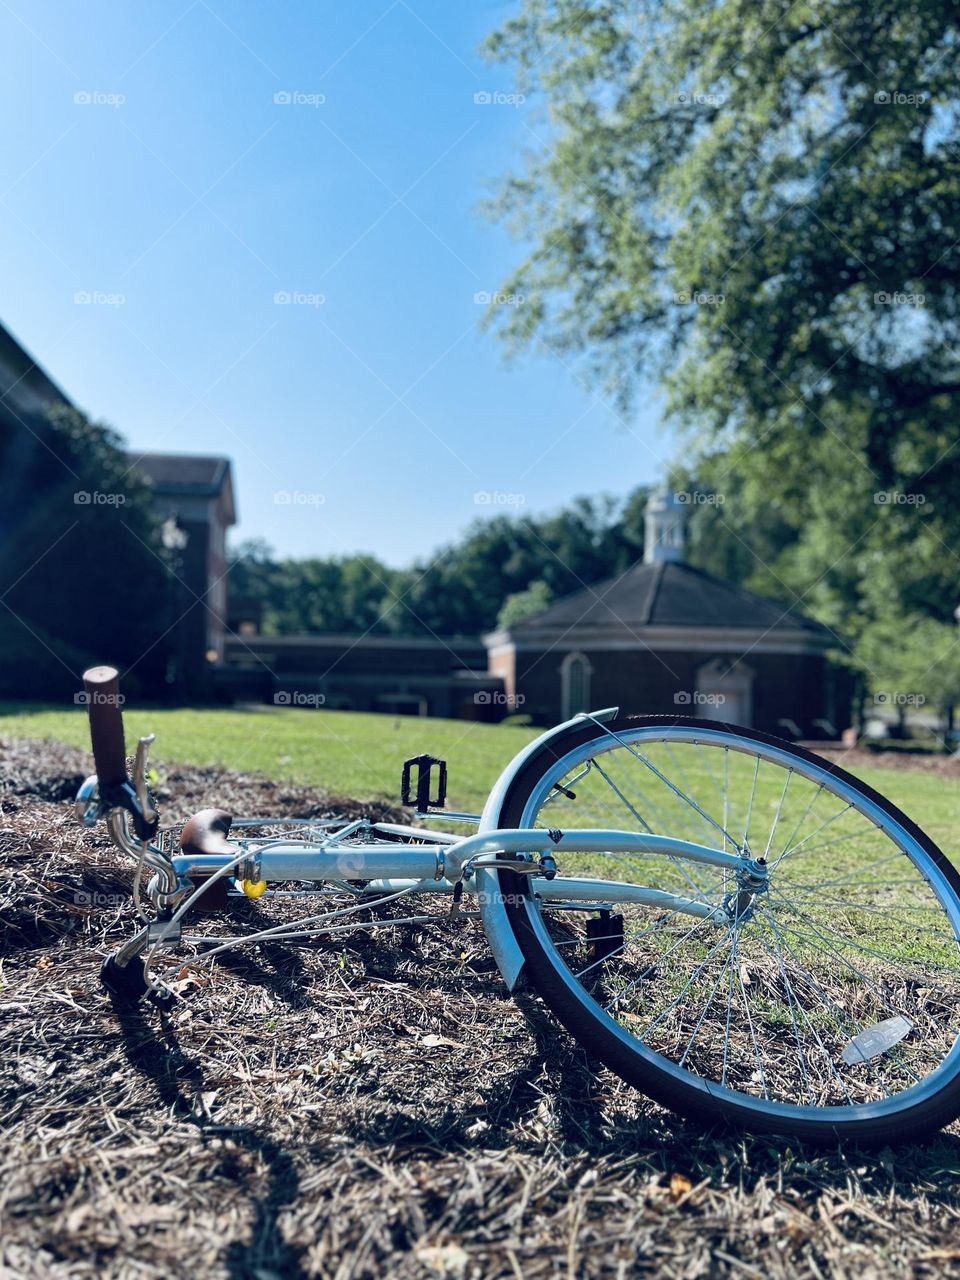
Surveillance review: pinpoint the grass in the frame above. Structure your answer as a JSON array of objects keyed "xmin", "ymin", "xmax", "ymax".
[
  {"xmin": 0, "ymin": 702, "xmax": 957, "ymax": 860},
  {"xmin": 0, "ymin": 702, "xmax": 540, "ymax": 817}
]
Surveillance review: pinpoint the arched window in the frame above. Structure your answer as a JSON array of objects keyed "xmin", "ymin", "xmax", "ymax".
[{"xmin": 560, "ymin": 651, "xmax": 593, "ymax": 720}]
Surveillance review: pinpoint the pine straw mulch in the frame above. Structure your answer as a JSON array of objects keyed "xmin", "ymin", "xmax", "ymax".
[
  {"xmin": 3, "ymin": 738, "xmax": 960, "ymax": 1280},
  {"xmin": 806, "ymin": 744, "xmax": 960, "ymax": 777}
]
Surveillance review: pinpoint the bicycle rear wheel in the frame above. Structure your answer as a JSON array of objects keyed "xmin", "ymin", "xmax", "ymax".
[{"xmin": 493, "ymin": 715, "xmax": 960, "ymax": 1143}]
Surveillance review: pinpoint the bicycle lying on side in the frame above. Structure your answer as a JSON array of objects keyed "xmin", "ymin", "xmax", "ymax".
[{"xmin": 74, "ymin": 665, "xmax": 960, "ymax": 1144}]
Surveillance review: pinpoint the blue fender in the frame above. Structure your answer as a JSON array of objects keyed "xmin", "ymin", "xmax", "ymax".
[{"xmin": 475, "ymin": 707, "xmax": 619, "ymax": 991}]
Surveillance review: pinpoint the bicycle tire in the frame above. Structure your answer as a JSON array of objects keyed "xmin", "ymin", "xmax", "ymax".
[{"xmin": 493, "ymin": 714, "xmax": 960, "ymax": 1144}]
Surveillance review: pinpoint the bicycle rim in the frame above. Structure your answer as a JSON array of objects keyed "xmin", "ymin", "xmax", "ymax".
[{"xmin": 495, "ymin": 716, "xmax": 960, "ymax": 1138}]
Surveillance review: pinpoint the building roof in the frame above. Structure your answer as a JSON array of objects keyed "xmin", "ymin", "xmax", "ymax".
[
  {"xmin": 505, "ymin": 559, "xmax": 828, "ymax": 636},
  {"xmin": 127, "ymin": 452, "xmax": 236, "ymax": 524},
  {"xmin": 128, "ymin": 452, "xmax": 230, "ymax": 492},
  {"xmin": 0, "ymin": 319, "xmax": 73, "ymax": 419}
]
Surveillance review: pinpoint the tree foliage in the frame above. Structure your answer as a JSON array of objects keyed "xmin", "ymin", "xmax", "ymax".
[
  {"xmin": 483, "ymin": 0, "xmax": 960, "ymax": 702},
  {"xmin": 0, "ymin": 404, "xmax": 169, "ymax": 698},
  {"xmin": 230, "ymin": 491, "xmax": 651, "ymax": 638},
  {"xmin": 497, "ymin": 579, "xmax": 553, "ymax": 630}
]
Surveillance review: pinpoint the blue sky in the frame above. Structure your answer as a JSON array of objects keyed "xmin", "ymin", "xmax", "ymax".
[{"xmin": 1, "ymin": 1, "xmax": 665, "ymax": 564}]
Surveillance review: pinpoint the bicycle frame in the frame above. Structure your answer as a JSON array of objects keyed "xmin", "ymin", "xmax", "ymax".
[
  {"xmin": 96, "ymin": 706, "xmax": 768, "ymax": 990},
  {"xmin": 80, "ymin": 696, "xmax": 773, "ymax": 993}
]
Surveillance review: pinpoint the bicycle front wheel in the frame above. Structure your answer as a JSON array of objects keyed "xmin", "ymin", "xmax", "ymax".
[{"xmin": 493, "ymin": 716, "xmax": 960, "ymax": 1143}]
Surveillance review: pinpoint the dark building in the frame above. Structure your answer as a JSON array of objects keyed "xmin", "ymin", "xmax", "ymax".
[
  {"xmin": 0, "ymin": 314, "xmax": 236, "ymax": 699},
  {"xmin": 0, "ymin": 321, "xmax": 71, "ymax": 427},
  {"xmin": 485, "ymin": 491, "xmax": 848, "ymax": 738},
  {"xmin": 219, "ymin": 633, "xmax": 504, "ymax": 719},
  {"xmin": 0, "ymin": 320, "xmax": 239, "ymax": 701},
  {"xmin": 128, "ymin": 453, "xmax": 236, "ymax": 696}
]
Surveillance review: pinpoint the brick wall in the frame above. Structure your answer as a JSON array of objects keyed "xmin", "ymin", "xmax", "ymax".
[{"xmin": 511, "ymin": 646, "xmax": 843, "ymax": 736}]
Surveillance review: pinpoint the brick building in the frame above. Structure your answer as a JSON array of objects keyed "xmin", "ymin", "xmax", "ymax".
[
  {"xmin": 0, "ymin": 317, "xmax": 235, "ymax": 699},
  {"xmin": 484, "ymin": 491, "xmax": 847, "ymax": 738},
  {"xmin": 129, "ymin": 453, "xmax": 236, "ymax": 696}
]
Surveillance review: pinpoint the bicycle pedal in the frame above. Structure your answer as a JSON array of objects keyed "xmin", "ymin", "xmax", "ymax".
[
  {"xmin": 401, "ymin": 754, "xmax": 447, "ymax": 811},
  {"xmin": 586, "ymin": 911, "xmax": 624, "ymax": 963},
  {"xmin": 101, "ymin": 954, "xmax": 150, "ymax": 1004}
]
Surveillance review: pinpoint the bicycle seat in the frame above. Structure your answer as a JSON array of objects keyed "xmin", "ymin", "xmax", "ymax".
[{"xmin": 179, "ymin": 808, "xmax": 235, "ymax": 857}]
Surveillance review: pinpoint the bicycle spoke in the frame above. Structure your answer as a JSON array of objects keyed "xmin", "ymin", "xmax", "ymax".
[
  {"xmin": 742, "ymin": 755, "xmax": 760, "ymax": 854},
  {"xmin": 763, "ymin": 768, "xmax": 793, "ymax": 859},
  {"xmin": 592, "ymin": 723, "xmax": 745, "ymax": 851},
  {"xmin": 772, "ymin": 801, "xmax": 855, "ymax": 867},
  {"xmin": 757, "ymin": 906, "xmax": 859, "ymax": 1103},
  {"xmin": 512, "ymin": 720, "xmax": 960, "ymax": 1124}
]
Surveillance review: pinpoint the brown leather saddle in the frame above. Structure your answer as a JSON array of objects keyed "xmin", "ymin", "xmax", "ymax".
[
  {"xmin": 178, "ymin": 809, "xmax": 236, "ymax": 908},
  {"xmin": 179, "ymin": 808, "xmax": 235, "ymax": 858}
]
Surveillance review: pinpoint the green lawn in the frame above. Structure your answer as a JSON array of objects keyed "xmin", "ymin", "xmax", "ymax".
[
  {"xmin": 0, "ymin": 703, "xmax": 540, "ymax": 816},
  {"xmin": 0, "ymin": 701, "xmax": 957, "ymax": 865}
]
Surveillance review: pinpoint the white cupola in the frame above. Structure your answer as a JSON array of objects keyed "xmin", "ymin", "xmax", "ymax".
[{"xmin": 643, "ymin": 488, "xmax": 686, "ymax": 564}]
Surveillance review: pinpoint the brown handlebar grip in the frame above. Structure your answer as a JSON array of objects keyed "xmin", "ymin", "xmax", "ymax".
[{"xmin": 82, "ymin": 665, "xmax": 127, "ymax": 787}]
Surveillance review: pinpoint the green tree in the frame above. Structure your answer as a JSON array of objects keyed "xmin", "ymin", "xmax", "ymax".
[
  {"xmin": 0, "ymin": 404, "xmax": 168, "ymax": 698},
  {"xmin": 228, "ymin": 545, "xmax": 402, "ymax": 636},
  {"xmin": 486, "ymin": 2, "xmax": 960, "ymax": 470},
  {"xmin": 228, "ymin": 489, "xmax": 652, "ymax": 639},
  {"xmin": 497, "ymin": 579, "xmax": 553, "ymax": 629},
  {"xmin": 484, "ymin": 0, "xmax": 960, "ymax": 700}
]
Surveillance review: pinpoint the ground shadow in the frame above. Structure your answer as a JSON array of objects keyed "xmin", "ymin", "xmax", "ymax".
[
  {"xmin": 338, "ymin": 968, "xmax": 960, "ymax": 1206},
  {"xmin": 209, "ymin": 942, "xmax": 314, "ymax": 1009},
  {"xmin": 110, "ymin": 995, "xmax": 309, "ymax": 1278}
]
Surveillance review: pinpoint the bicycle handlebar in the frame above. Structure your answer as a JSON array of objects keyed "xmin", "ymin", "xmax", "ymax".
[{"xmin": 82, "ymin": 665, "xmax": 128, "ymax": 787}]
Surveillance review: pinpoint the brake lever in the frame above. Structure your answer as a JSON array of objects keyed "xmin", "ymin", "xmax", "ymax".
[
  {"xmin": 76, "ymin": 732, "xmax": 161, "ymax": 842},
  {"xmin": 133, "ymin": 734, "xmax": 158, "ymax": 826}
]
